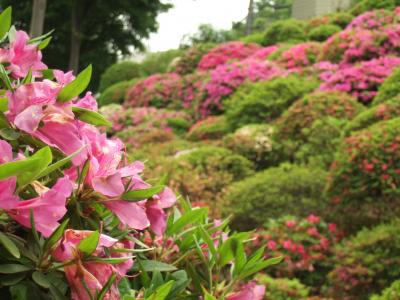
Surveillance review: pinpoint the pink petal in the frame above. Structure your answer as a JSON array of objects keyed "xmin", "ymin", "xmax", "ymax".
[
  {"xmin": 105, "ymin": 201, "xmax": 150, "ymax": 230},
  {"xmin": 92, "ymin": 172, "xmax": 124, "ymax": 197}
]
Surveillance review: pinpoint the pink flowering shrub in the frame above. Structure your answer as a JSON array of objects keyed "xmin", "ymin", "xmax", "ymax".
[
  {"xmin": 176, "ymin": 71, "xmax": 209, "ymax": 113},
  {"xmin": 319, "ymin": 57, "xmax": 400, "ymax": 104},
  {"xmin": 277, "ymin": 42, "xmax": 322, "ymax": 70},
  {"xmin": 125, "ymin": 72, "xmax": 182, "ymax": 108},
  {"xmin": 201, "ymin": 59, "xmax": 282, "ymax": 116},
  {"xmin": 251, "ymin": 215, "xmax": 343, "ymax": 290},
  {"xmin": 249, "ymin": 45, "xmax": 280, "ymax": 60},
  {"xmin": 0, "ymin": 9, "xmax": 279, "ymax": 299},
  {"xmin": 346, "ymin": 9, "xmax": 398, "ymax": 30},
  {"xmin": 197, "ymin": 41, "xmax": 260, "ymax": 71}
]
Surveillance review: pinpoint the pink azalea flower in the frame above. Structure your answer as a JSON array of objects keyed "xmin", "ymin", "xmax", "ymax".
[
  {"xmin": 307, "ymin": 214, "xmax": 321, "ymax": 224},
  {"xmin": 226, "ymin": 282, "xmax": 265, "ymax": 300},
  {"xmin": 0, "ymin": 176, "xmax": 72, "ymax": 237},
  {"xmin": 267, "ymin": 240, "xmax": 277, "ymax": 250},
  {"xmin": 285, "ymin": 220, "xmax": 296, "ymax": 228}
]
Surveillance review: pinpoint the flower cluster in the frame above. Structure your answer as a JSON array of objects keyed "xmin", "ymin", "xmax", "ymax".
[
  {"xmin": 202, "ymin": 59, "xmax": 282, "ymax": 116},
  {"xmin": 319, "ymin": 57, "xmax": 400, "ymax": 103},
  {"xmin": 197, "ymin": 41, "xmax": 260, "ymax": 71},
  {"xmin": 277, "ymin": 42, "xmax": 322, "ymax": 70},
  {"xmin": 346, "ymin": 9, "xmax": 398, "ymax": 30},
  {"xmin": 249, "ymin": 45, "xmax": 280, "ymax": 60}
]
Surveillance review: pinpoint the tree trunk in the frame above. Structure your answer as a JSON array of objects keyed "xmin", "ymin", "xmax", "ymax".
[
  {"xmin": 30, "ymin": 0, "xmax": 47, "ymax": 37},
  {"xmin": 246, "ymin": 0, "xmax": 255, "ymax": 36},
  {"xmin": 68, "ymin": 0, "xmax": 82, "ymax": 73}
]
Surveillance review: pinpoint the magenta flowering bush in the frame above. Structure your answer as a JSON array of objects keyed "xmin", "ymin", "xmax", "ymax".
[
  {"xmin": 0, "ymin": 8, "xmax": 280, "ymax": 299},
  {"xmin": 346, "ymin": 9, "xmax": 398, "ymax": 30},
  {"xmin": 201, "ymin": 59, "xmax": 282, "ymax": 117},
  {"xmin": 248, "ymin": 45, "xmax": 280, "ymax": 60},
  {"xmin": 197, "ymin": 41, "xmax": 260, "ymax": 71},
  {"xmin": 319, "ymin": 57, "xmax": 400, "ymax": 104},
  {"xmin": 277, "ymin": 42, "xmax": 322, "ymax": 70}
]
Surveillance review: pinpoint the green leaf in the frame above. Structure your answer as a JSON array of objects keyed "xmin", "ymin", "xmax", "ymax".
[
  {"xmin": 131, "ymin": 260, "xmax": 177, "ymax": 273},
  {"xmin": 0, "ymin": 7, "xmax": 11, "ymax": 40},
  {"xmin": 204, "ymin": 292, "xmax": 217, "ymax": 300},
  {"xmin": 240, "ymin": 256, "xmax": 283, "ymax": 279},
  {"xmin": 0, "ymin": 232, "xmax": 20, "ymax": 258},
  {"xmin": 233, "ymin": 240, "xmax": 247, "ymax": 277},
  {"xmin": 57, "ymin": 65, "xmax": 92, "ymax": 102},
  {"xmin": 38, "ymin": 36, "xmax": 51, "ymax": 50},
  {"xmin": 78, "ymin": 230, "xmax": 99, "ymax": 256},
  {"xmin": 0, "ymin": 158, "xmax": 42, "ymax": 181},
  {"xmin": 166, "ymin": 207, "xmax": 208, "ymax": 236},
  {"xmin": 43, "ymin": 218, "xmax": 69, "ymax": 253},
  {"xmin": 38, "ymin": 146, "xmax": 84, "ymax": 178},
  {"xmin": 0, "ymin": 127, "xmax": 20, "ymax": 140},
  {"xmin": 72, "ymin": 106, "xmax": 112, "ymax": 127},
  {"xmin": 218, "ymin": 237, "xmax": 236, "ymax": 267},
  {"xmin": 147, "ymin": 281, "xmax": 174, "ymax": 300},
  {"xmin": 42, "ymin": 69, "xmax": 55, "ymax": 80},
  {"xmin": 0, "ymin": 264, "xmax": 32, "ymax": 274},
  {"xmin": 198, "ymin": 226, "xmax": 217, "ymax": 263},
  {"xmin": 0, "ymin": 97, "xmax": 7, "ymax": 112},
  {"xmin": 22, "ymin": 69, "xmax": 32, "ymax": 84},
  {"xmin": 32, "ymin": 271, "xmax": 51, "ymax": 288},
  {"xmin": 28, "ymin": 29, "xmax": 54, "ymax": 45},
  {"xmin": 0, "ymin": 64, "xmax": 13, "ymax": 90},
  {"xmin": 0, "ymin": 273, "xmax": 25, "ymax": 286},
  {"xmin": 49, "ymin": 283, "xmax": 69, "ymax": 300},
  {"xmin": 122, "ymin": 186, "xmax": 165, "ymax": 202},
  {"xmin": 86, "ymin": 256, "xmax": 134, "ymax": 264},
  {"xmin": 17, "ymin": 146, "xmax": 52, "ymax": 187},
  {"xmin": 97, "ymin": 273, "xmax": 117, "ymax": 300}
]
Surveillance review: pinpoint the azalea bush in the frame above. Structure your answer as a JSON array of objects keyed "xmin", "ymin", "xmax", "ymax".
[
  {"xmin": 371, "ymin": 280, "xmax": 400, "ymax": 300},
  {"xmin": 170, "ymin": 43, "xmax": 214, "ymax": 75},
  {"xmin": 0, "ymin": 9, "xmax": 279, "ymax": 299},
  {"xmin": 308, "ymin": 24, "xmax": 342, "ymax": 42},
  {"xmin": 373, "ymin": 66, "xmax": 400, "ymax": 104},
  {"xmin": 186, "ymin": 116, "xmax": 229, "ymax": 141},
  {"xmin": 277, "ymin": 42, "xmax": 322, "ymax": 70},
  {"xmin": 98, "ymin": 61, "xmax": 142, "ymax": 92},
  {"xmin": 256, "ymin": 275, "xmax": 310, "ymax": 300},
  {"xmin": 346, "ymin": 9, "xmax": 398, "ymax": 30},
  {"xmin": 98, "ymin": 79, "xmax": 136, "ymax": 107},
  {"xmin": 262, "ymin": 19, "xmax": 307, "ymax": 46}
]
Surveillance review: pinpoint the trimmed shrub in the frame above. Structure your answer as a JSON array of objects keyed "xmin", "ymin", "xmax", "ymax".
[
  {"xmin": 263, "ymin": 19, "xmax": 307, "ymax": 46},
  {"xmin": 350, "ymin": 0, "xmax": 396, "ymax": 15},
  {"xmin": 256, "ymin": 275, "xmax": 310, "ymax": 300},
  {"xmin": 171, "ymin": 43, "xmax": 214, "ymax": 75},
  {"xmin": 277, "ymin": 42, "xmax": 322, "ymax": 69},
  {"xmin": 240, "ymin": 32, "xmax": 265, "ymax": 44},
  {"xmin": 224, "ymin": 164, "xmax": 327, "ymax": 230},
  {"xmin": 98, "ymin": 79, "xmax": 136, "ymax": 107},
  {"xmin": 326, "ymin": 118, "xmax": 400, "ymax": 232},
  {"xmin": 98, "ymin": 61, "xmax": 142, "ymax": 92},
  {"xmin": 248, "ymin": 45, "xmax": 280, "ymax": 61},
  {"xmin": 275, "ymin": 91, "xmax": 364, "ymax": 162},
  {"xmin": 224, "ymin": 124, "xmax": 277, "ymax": 169},
  {"xmin": 374, "ymin": 67, "xmax": 400, "ymax": 104},
  {"xmin": 308, "ymin": 24, "xmax": 342, "ymax": 42},
  {"xmin": 329, "ymin": 12, "xmax": 355, "ymax": 28},
  {"xmin": 346, "ymin": 9, "xmax": 397, "ymax": 30},
  {"xmin": 140, "ymin": 48, "xmax": 185, "ymax": 75},
  {"xmin": 187, "ymin": 116, "xmax": 229, "ymax": 141},
  {"xmin": 252, "ymin": 215, "xmax": 342, "ymax": 290},
  {"xmin": 225, "ymin": 75, "xmax": 319, "ymax": 130},
  {"xmin": 371, "ymin": 280, "xmax": 400, "ymax": 300},
  {"xmin": 327, "ymin": 219, "xmax": 400, "ymax": 299},
  {"xmin": 344, "ymin": 98, "xmax": 400, "ymax": 135}
]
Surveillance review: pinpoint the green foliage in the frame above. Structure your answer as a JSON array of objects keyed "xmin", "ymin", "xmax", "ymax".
[
  {"xmin": 98, "ymin": 80, "xmax": 135, "ymax": 107},
  {"xmin": 327, "ymin": 219, "xmax": 400, "ymax": 299},
  {"xmin": 374, "ymin": 67, "xmax": 400, "ymax": 104},
  {"xmin": 240, "ymin": 32, "xmax": 265, "ymax": 45},
  {"xmin": 170, "ymin": 43, "xmax": 214, "ymax": 75},
  {"xmin": 326, "ymin": 118, "xmax": 400, "ymax": 232},
  {"xmin": 371, "ymin": 280, "xmax": 400, "ymax": 300},
  {"xmin": 344, "ymin": 98, "xmax": 400, "ymax": 135},
  {"xmin": 329, "ymin": 12, "xmax": 355, "ymax": 28},
  {"xmin": 180, "ymin": 24, "xmax": 236, "ymax": 47},
  {"xmin": 187, "ymin": 116, "xmax": 229, "ymax": 141},
  {"xmin": 350, "ymin": 0, "xmax": 396, "ymax": 15},
  {"xmin": 225, "ymin": 75, "xmax": 319, "ymax": 130},
  {"xmin": 263, "ymin": 19, "xmax": 307, "ymax": 46},
  {"xmin": 308, "ymin": 24, "xmax": 342, "ymax": 42},
  {"xmin": 257, "ymin": 275, "xmax": 310, "ymax": 300},
  {"xmin": 224, "ymin": 164, "xmax": 327, "ymax": 230},
  {"xmin": 98, "ymin": 61, "xmax": 142, "ymax": 92},
  {"xmin": 140, "ymin": 49, "xmax": 185, "ymax": 76}
]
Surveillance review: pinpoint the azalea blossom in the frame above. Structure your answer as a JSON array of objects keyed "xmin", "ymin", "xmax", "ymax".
[{"xmin": 226, "ymin": 282, "xmax": 265, "ymax": 300}]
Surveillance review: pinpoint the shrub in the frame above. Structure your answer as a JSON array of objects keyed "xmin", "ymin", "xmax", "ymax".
[
  {"xmin": 256, "ymin": 275, "xmax": 310, "ymax": 300},
  {"xmin": 176, "ymin": 72, "xmax": 209, "ymax": 115},
  {"xmin": 224, "ymin": 124, "xmax": 277, "ymax": 169},
  {"xmin": 263, "ymin": 19, "xmax": 307, "ymax": 46},
  {"xmin": 140, "ymin": 48, "xmax": 185, "ymax": 75},
  {"xmin": 197, "ymin": 41, "xmax": 260, "ymax": 71},
  {"xmin": 275, "ymin": 91, "xmax": 364, "ymax": 161},
  {"xmin": 329, "ymin": 12, "xmax": 355, "ymax": 28},
  {"xmin": 350, "ymin": 0, "xmax": 396, "ymax": 15},
  {"xmin": 98, "ymin": 79, "xmax": 136, "ymax": 106},
  {"xmin": 319, "ymin": 57, "xmax": 400, "ymax": 104},
  {"xmin": 125, "ymin": 73, "xmax": 182, "ymax": 108},
  {"xmin": 248, "ymin": 45, "xmax": 280, "ymax": 60},
  {"xmin": 240, "ymin": 32, "xmax": 265, "ymax": 44},
  {"xmin": 346, "ymin": 9, "xmax": 397, "ymax": 30},
  {"xmin": 187, "ymin": 116, "xmax": 229, "ymax": 141},
  {"xmin": 98, "ymin": 61, "xmax": 142, "ymax": 92},
  {"xmin": 344, "ymin": 98, "xmax": 400, "ymax": 135},
  {"xmin": 308, "ymin": 24, "xmax": 342, "ymax": 42},
  {"xmin": 225, "ymin": 75, "xmax": 319, "ymax": 130},
  {"xmin": 252, "ymin": 215, "xmax": 342, "ymax": 290},
  {"xmin": 374, "ymin": 67, "xmax": 400, "ymax": 104},
  {"xmin": 277, "ymin": 42, "xmax": 322, "ymax": 69},
  {"xmin": 201, "ymin": 59, "xmax": 282, "ymax": 117},
  {"xmin": 371, "ymin": 280, "xmax": 400, "ymax": 300},
  {"xmin": 224, "ymin": 164, "xmax": 327, "ymax": 230},
  {"xmin": 326, "ymin": 118, "xmax": 400, "ymax": 232},
  {"xmin": 327, "ymin": 219, "xmax": 400, "ymax": 299},
  {"xmin": 171, "ymin": 43, "xmax": 214, "ymax": 75}
]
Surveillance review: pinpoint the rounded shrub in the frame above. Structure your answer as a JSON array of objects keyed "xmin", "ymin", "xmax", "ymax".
[
  {"xmin": 225, "ymin": 74, "xmax": 319, "ymax": 130},
  {"xmin": 263, "ymin": 19, "xmax": 307, "ymax": 46},
  {"xmin": 329, "ymin": 12, "xmax": 355, "ymax": 28},
  {"xmin": 344, "ymin": 98, "xmax": 400, "ymax": 135},
  {"xmin": 346, "ymin": 9, "xmax": 397, "ymax": 30},
  {"xmin": 98, "ymin": 61, "xmax": 142, "ymax": 92},
  {"xmin": 171, "ymin": 43, "xmax": 214, "ymax": 75},
  {"xmin": 308, "ymin": 24, "xmax": 342, "ymax": 42},
  {"xmin": 326, "ymin": 118, "xmax": 400, "ymax": 232},
  {"xmin": 374, "ymin": 67, "xmax": 400, "ymax": 104},
  {"xmin": 277, "ymin": 42, "xmax": 322, "ymax": 69},
  {"xmin": 187, "ymin": 116, "xmax": 229, "ymax": 141},
  {"xmin": 327, "ymin": 219, "xmax": 400, "ymax": 299},
  {"xmin": 256, "ymin": 275, "xmax": 310, "ymax": 300},
  {"xmin": 224, "ymin": 164, "xmax": 328, "ymax": 230},
  {"xmin": 240, "ymin": 32, "xmax": 265, "ymax": 45},
  {"xmin": 224, "ymin": 124, "xmax": 278, "ymax": 169},
  {"xmin": 350, "ymin": 0, "xmax": 396, "ymax": 15},
  {"xmin": 98, "ymin": 79, "xmax": 136, "ymax": 106},
  {"xmin": 140, "ymin": 48, "xmax": 185, "ymax": 75},
  {"xmin": 275, "ymin": 91, "xmax": 364, "ymax": 161},
  {"xmin": 371, "ymin": 280, "xmax": 400, "ymax": 300}
]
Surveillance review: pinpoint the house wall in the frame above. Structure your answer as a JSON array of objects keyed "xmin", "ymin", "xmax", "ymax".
[{"xmin": 292, "ymin": 0, "xmax": 351, "ymax": 19}]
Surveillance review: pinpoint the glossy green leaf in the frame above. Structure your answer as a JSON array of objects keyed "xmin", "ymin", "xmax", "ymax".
[
  {"xmin": 0, "ymin": 7, "xmax": 11, "ymax": 40},
  {"xmin": 78, "ymin": 230, "xmax": 99, "ymax": 256},
  {"xmin": 122, "ymin": 185, "xmax": 165, "ymax": 202},
  {"xmin": 0, "ymin": 273, "xmax": 25, "ymax": 286},
  {"xmin": 147, "ymin": 280, "xmax": 174, "ymax": 300},
  {"xmin": 0, "ymin": 97, "xmax": 7, "ymax": 112},
  {"xmin": 28, "ymin": 29, "xmax": 54, "ymax": 45},
  {"xmin": 42, "ymin": 69, "xmax": 55, "ymax": 80},
  {"xmin": 240, "ymin": 256, "xmax": 283, "ymax": 279},
  {"xmin": 86, "ymin": 256, "xmax": 134, "ymax": 264},
  {"xmin": 132, "ymin": 260, "xmax": 177, "ymax": 273},
  {"xmin": 57, "ymin": 65, "xmax": 92, "ymax": 102},
  {"xmin": 72, "ymin": 106, "xmax": 112, "ymax": 127},
  {"xmin": 38, "ymin": 146, "xmax": 84, "ymax": 178},
  {"xmin": 0, "ymin": 157, "xmax": 42, "ymax": 181},
  {"xmin": 22, "ymin": 69, "xmax": 32, "ymax": 84},
  {"xmin": 38, "ymin": 36, "xmax": 51, "ymax": 50},
  {"xmin": 97, "ymin": 273, "xmax": 117, "ymax": 300},
  {"xmin": 166, "ymin": 207, "xmax": 207, "ymax": 235},
  {"xmin": 0, "ymin": 232, "xmax": 20, "ymax": 258},
  {"xmin": 0, "ymin": 64, "xmax": 13, "ymax": 90},
  {"xmin": 43, "ymin": 218, "xmax": 69, "ymax": 253},
  {"xmin": 17, "ymin": 146, "xmax": 52, "ymax": 187},
  {"xmin": 32, "ymin": 271, "xmax": 51, "ymax": 288},
  {"xmin": 0, "ymin": 264, "xmax": 32, "ymax": 274},
  {"xmin": 204, "ymin": 292, "xmax": 217, "ymax": 300},
  {"xmin": 0, "ymin": 127, "xmax": 19, "ymax": 140},
  {"xmin": 49, "ymin": 283, "xmax": 69, "ymax": 300}
]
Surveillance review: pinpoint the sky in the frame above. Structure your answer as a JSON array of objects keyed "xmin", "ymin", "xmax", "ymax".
[{"xmin": 145, "ymin": 0, "xmax": 249, "ymax": 52}]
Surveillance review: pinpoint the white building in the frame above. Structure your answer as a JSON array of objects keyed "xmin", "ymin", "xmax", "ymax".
[{"xmin": 292, "ymin": 0, "xmax": 351, "ymax": 19}]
